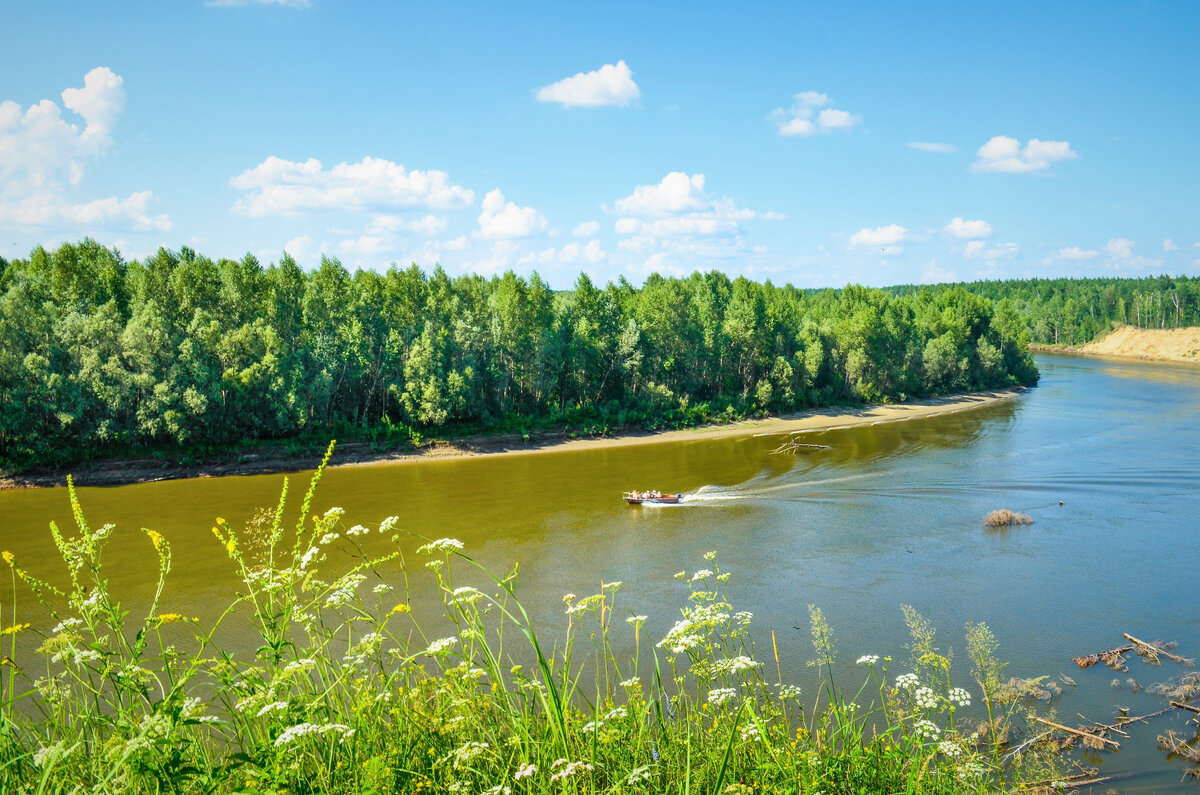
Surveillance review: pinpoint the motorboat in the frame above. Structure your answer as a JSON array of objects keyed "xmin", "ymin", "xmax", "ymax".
[{"xmin": 623, "ymin": 490, "xmax": 682, "ymax": 505}]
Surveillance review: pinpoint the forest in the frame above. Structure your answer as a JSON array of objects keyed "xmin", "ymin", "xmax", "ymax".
[
  {"xmin": 897, "ymin": 274, "xmax": 1200, "ymax": 347},
  {"xmin": 0, "ymin": 240, "xmax": 1041, "ymax": 471}
]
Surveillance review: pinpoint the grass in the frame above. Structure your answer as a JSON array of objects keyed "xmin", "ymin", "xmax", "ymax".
[
  {"xmin": 0, "ymin": 442, "xmax": 1066, "ymax": 793},
  {"xmin": 982, "ymin": 510, "xmax": 1033, "ymax": 527}
]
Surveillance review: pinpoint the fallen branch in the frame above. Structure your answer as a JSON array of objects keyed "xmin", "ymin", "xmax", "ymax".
[
  {"xmin": 1072, "ymin": 645, "xmax": 1132, "ymax": 670},
  {"xmin": 1123, "ymin": 633, "xmax": 1195, "ymax": 667},
  {"xmin": 1112, "ymin": 705, "xmax": 1180, "ymax": 727},
  {"xmin": 769, "ymin": 440, "xmax": 830, "ymax": 455},
  {"xmin": 1172, "ymin": 700, "xmax": 1200, "ymax": 715},
  {"xmin": 1158, "ymin": 731, "xmax": 1200, "ymax": 763},
  {"xmin": 1032, "ymin": 717, "xmax": 1120, "ymax": 750},
  {"xmin": 1020, "ymin": 768, "xmax": 1127, "ymax": 792},
  {"xmin": 1001, "ymin": 730, "xmax": 1052, "ymax": 763}
]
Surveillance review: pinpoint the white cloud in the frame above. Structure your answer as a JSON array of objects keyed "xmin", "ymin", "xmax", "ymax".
[
  {"xmin": 849, "ymin": 224, "xmax": 907, "ymax": 247},
  {"xmin": 772, "ymin": 91, "xmax": 861, "ymax": 137},
  {"xmin": 365, "ymin": 213, "xmax": 448, "ymax": 236},
  {"xmin": 1163, "ymin": 238, "xmax": 1179, "ymax": 251},
  {"xmin": 536, "ymin": 61, "xmax": 640, "ymax": 108},
  {"xmin": 1057, "ymin": 246, "xmax": 1099, "ymax": 260},
  {"xmin": 284, "ymin": 235, "xmax": 325, "ymax": 263},
  {"xmin": 906, "ymin": 142, "xmax": 957, "ymax": 153},
  {"xmin": 964, "ymin": 240, "xmax": 1018, "ymax": 260},
  {"xmin": 0, "ymin": 67, "xmax": 171, "ymax": 234},
  {"xmin": 573, "ymin": 220, "xmax": 600, "ymax": 237},
  {"xmin": 477, "ymin": 189, "xmax": 548, "ymax": 239},
  {"xmin": 921, "ymin": 259, "xmax": 958, "ymax": 284},
  {"xmin": 971, "ymin": 136, "xmax": 1078, "ymax": 173},
  {"xmin": 613, "ymin": 172, "xmax": 707, "ymax": 215},
  {"xmin": 943, "ymin": 217, "xmax": 993, "ymax": 239},
  {"xmin": 1105, "ymin": 237, "xmax": 1134, "ymax": 260},
  {"xmin": 520, "ymin": 240, "xmax": 606, "ymax": 267},
  {"xmin": 230, "ymin": 156, "xmax": 474, "ymax": 216}
]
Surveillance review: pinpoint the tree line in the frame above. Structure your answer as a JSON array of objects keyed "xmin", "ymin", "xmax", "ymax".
[
  {"xmin": 0, "ymin": 240, "xmax": 1038, "ymax": 470},
  {"xmin": 893, "ymin": 275, "xmax": 1200, "ymax": 347}
]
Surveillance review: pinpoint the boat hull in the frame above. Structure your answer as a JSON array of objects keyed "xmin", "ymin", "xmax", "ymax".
[{"xmin": 624, "ymin": 493, "xmax": 682, "ymax": 505}]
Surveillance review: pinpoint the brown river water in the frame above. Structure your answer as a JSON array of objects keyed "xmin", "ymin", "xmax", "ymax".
[{"xmin": 3, "ymin": 353, "xmax": 1199, "ymax": 791}]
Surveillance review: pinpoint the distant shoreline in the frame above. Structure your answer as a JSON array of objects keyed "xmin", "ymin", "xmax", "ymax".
[
  {"xmin": 1030, "ymin": 325, "xmax": 1200, "ymax": 365},
  {"xmin": 0, "ymin": 388, "xmax": 1025, "ymax": 491}
]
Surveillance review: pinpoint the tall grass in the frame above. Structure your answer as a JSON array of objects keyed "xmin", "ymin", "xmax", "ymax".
[{"xmin": 0, "ymin": 443, "xmax": 1063, "ymax": 793}]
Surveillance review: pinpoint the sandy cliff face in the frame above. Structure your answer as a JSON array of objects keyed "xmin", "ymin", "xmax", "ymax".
[{"xmin": 1077, "ymin": 325, "xmax": 1200, "ymax": 363}]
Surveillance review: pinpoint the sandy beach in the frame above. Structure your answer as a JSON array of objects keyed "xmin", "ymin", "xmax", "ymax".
[
  {"xmin": 1033, "ymin": 325, "xmax": 1200, "ymax": 365},
  {"xmin": 0, "ymin": 387, "xmax": 1025, "ymax": 490}
]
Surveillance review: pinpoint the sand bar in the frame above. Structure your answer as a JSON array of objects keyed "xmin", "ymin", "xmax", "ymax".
[
  {"xmin": 1033, "ymin": 325, "xmax": 1200, "ymax": 365},
  {"xmin": 0, "ymin": 387, "xmax": 1025, "ymax": 490}
]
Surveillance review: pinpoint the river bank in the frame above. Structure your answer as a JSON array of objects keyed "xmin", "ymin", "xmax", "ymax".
[
  {"xmin": 1031, "ymin": 325, "xmax": 1200, "ymax": 364},
  {"xmin": 0, "ymin": 387, "xmax": 1025, "ymax": 490}
]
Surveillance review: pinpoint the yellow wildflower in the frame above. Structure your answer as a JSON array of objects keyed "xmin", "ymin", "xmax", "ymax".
[
  {"xmin": 226, "ymin": 537, "xmax": 236, "ymax": 555},
  {"xmin": 156, "ymin": 613, "xmax": 185, "ymax": 624},
  {"xmin": 2, "ymin": 551, "xmax": 13, "ymax": 566},
  {"xmin": 146, "ymin": 530, "xmax": 165, "ymax": 552},
  {"xmin": 389, "ymin": 603, "xmax": 411, "ymax": 616},
  {"xmin": 2, "ymin": 622, "xmax": 30, "ymax": 636}
]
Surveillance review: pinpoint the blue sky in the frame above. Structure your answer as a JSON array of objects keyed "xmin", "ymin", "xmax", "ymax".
[{"xmin": 2, "ymin": 1, "xmax": 1197, "ymax": 288}]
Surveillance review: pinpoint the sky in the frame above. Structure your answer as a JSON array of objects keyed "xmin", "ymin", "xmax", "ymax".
[{"xmin": 1, "ymin": 1, "xmax": 1198, "ymax": 289}]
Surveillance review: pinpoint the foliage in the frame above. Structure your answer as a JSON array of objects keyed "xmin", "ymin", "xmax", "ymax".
[
  {"xmin": 0, "ymin": 452, "xmax": 1064, "ymax": 793},
  {"xmin": 0, "ymin": 241, "xmax": 1038, "ymax": 471}
]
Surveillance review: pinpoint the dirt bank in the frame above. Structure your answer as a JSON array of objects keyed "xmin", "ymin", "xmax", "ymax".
[
  {"xmin": 0, "ymin": 388, "xmax": 1026, "ymax": 491},
  {"xmin": 1034, "ymin": 325, "xmax": 1200, "ymax": 364}
]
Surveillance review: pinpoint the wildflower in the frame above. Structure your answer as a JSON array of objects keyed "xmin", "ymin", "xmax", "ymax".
[
  {"xmin": 33, "ymin": 743, "xmax": 66, "ymax": 768},
  {"xmin": 449, "ymin": 741, "xmax": 489, "ymax": 769},
  {"xmin": 417, "ymin": 537, "xmax": 463, "ymax": 554},
  {"xmin": 713, "ymin": 655, "xmax": 762, "ymax": 674},
  {"xmin": 734, "ymin": 611, "xmax": 753, "ymax": 625},
  {"xmin": 956, "ymin": 760, "xmax": 985, "ymax": 780},
  {"xmin": 627, "ymin": 765, "xmax": 653, "ymax": 783},
  {"xmin": 914, "ymin": 719, "xmax": 941, "ymax": 740},
  {"xmin": 1, "ymin": 623, "xmax": 30, "ymax": 636},
  {"xmin": 274, "ymin": 722, "xmax": 354, "ymax": 747},
  {"xmin": 424, "ymin": 636, "xmax": 457, "ymax": 656},
  {"xmin": 325, "ymin": 573, "xmax": 367, "ymax": 608},
  {"xmin": 606, "ymin": 705, "xmax": 628, "ymax": 720},
  {"xmin": 778, "ymin": 684, "xmax": 803, "ymax": 700},
  {"xmin": 379, "ymin": 516, "xmax": 399, "ymax": 534},
  {"xmin": 914, "ymin": 686, "xmax": 938, "ymax": 710},
  {"xmin": 297, "ymin": 546, "xmax": 321, "ymax": 571},
  {"xmin": 346, "ymin": 524, "xmax": 369, "ymax": 537},
  {"xmin": 389, "ymin": 602, "xmax": 410, "ymax": 615},
  {"xmin": 156, "ymin": 613, "xmax": 186, "ymax": 624},
  {"xmin": 703, "ymin": 550, "xmax": 717, "ymax": 561},
  {"xmin": 690, "ymin": 569, "xmax": 714, "ymax": 582},
  {"xmin": 257, "ymin": 701, "xmax": 288, "ymax": 718},
  {"xmin": 673, "ymin": 570, "xmax": 686, "ymax": 580},
  {"xmin": 319, "ymin": 533, "xmax": 339, "ymax": 545},
  {"xmin": 482, "ymin": 787, "xmax": 511, "ymax": 795},
  {"xmin": 626, "ymin": 615, "xmax": 647, "ymax": 626},
  {"xmin": 562, "ymin": 593, "xmax": 576, "ymax": 603},
  {"xmin": 938, "ymin": 739, "xmax": 964, "ymax": 758},
  {"xmin": 372, "ymin": 583, "xmax": 393, "ymax": 594},
  {"xmin": 549, "ymin": 759, "xmax": 593, "ymax": 781},
  {"xmin": 52, "ymin": 618, "xmax": 83, "ymax": 634},
  {"xmin": 451, "ymin": 586, "xmax": 483, "ymax": 604},
  {"xmin": 602, "ymin": 580, "xmax": 622, "ymax": 591},
  {"xmin": 2, "ymin": 551, "xmax": 13, "ymax": 566},
  {"xmin": 718, "ymin": 572, "xmax": 731, "ymax": 583},
  {"xmin": 708, "ymin": 687, "xmax": 737, "ymax": 706},
  {"xmin": 948, "ymin": 687, "xmax": 972, "ymax": 707},
  {"xmin": 856, "ymin": 654, "xmax": 880, "ymax": 665},
  {"xmin": 895, "ymin": 672, "xmax": 920, "ymax": 690},
  {"xmin": 620, "ymin": 676, "xmax": 641, "ymax": 688},
  {"xmin": 513, "ymin": 762, "xmax": 537, "ymax": 780},
  {"xmin": 281, "ymin": 658, "xmax": 316, "ymax": 675},
  {"xmin": 146, "ymin": 530, "xmax": 165, "ymax": 552},
  {"xmin": 323, "ymin": 507, "xmax": 345, "ymax": 521},
  {"xmin": 740, "ymin": 724, "xmax": 762, "ymax": 741}
]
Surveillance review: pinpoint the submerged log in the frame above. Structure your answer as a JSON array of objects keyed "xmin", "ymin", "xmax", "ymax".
[
  {"xmin": 1032, "ymin": 717, "xmax": 1120, "ymax": 750},
  {"xmin": 1072, "ymin": 645, "xmax": 1133, "ymax": 670},
  {"xmin": 1172, "ymin": 700, "xmax": 1200, "ymax": 715},
  {"xmin": 1123, "ymin": 633, "xmax": 1195, "ymax": 667}
]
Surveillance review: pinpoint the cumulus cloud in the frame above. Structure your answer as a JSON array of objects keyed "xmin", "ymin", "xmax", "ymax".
[
  {"xmin": 520, "ymin": 240, "xmax": 606, "ymax": 267},
  {"xmin": 477, "ymin": 189, "xmax": 548, "ymax": 239},
  {"xmin": 613, "ymin": 171, "xmax": 707, "ymax": 215},
  {"xmin": 964, "ymin": 241, "xmax": 1018, "ymax": 260},
  {"xmin": 906, "ymin": 142, "xmax": 957, "ymax": 153},
  {"xmin": 230, "ymin": 156, "xmax": 474, "ymax": 216},
  {"xmin": 365, "ymin": 213, "xmax": 448, "ymax": 237},
  {"xmin": 573, "ymin": 220, "xmax": 600, "ymax": 237},
  {"xmin": 1105, "ymin": 237, "xmax": 1134, "ymax": 260},
  {"xmin": 849, "ymin": 224, "xmax": 907, "ymax": 247},
  {"xmin": 1163, "ymin": 238, "xmax": 1178, "ymax": 252},
  {"xmin": 771, "ymin": 91, "xmax": 861, "ymax": 137},
  {"xmin": 1057, "ymin": 246, "xmax": 1099, "ymax": 260},
  {"xmin": 944, "ymin": 217, "xmax": 993, "ymax": 239},
  {"xmin": 971, "ymin": 136, "xmax": 1078, "ymax": 173},
  {"xmin": 536, "ymin": 61, "xmax": 640, "ymax": 108},
  {"xmin": 0, "ymin": 67, "xmax": 171, "ymax": 233}
]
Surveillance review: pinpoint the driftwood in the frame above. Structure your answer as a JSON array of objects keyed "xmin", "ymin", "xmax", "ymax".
[
  {"xmin": 1123, "ymin": 633, "xmax": 1195, "ymax": 667},
  {"xmin": 1001, "ymin": 730, "xmax": 1051, "ymax": 763},
  {"xmin": 1072, "ymin": 645, "xmax": 1132, "ymax": 670},
  {"xmin": 770, "ymin": 440, "xmax": 831, "ymax": 455},
  {"xmin": 1158, "ymin": 731, "xmax": 1200, "ymax": 763},
  {"xmin": 1172, "ymin": 700, "xmax": 1200, "ymax": 715},
  {"xmin": 1032, "ymin": 716, "xmax": 1120, "ymax": 750},
  {"xmin": 1020, "ymin": 768, "xmax": 1126, "ymax": 792}
]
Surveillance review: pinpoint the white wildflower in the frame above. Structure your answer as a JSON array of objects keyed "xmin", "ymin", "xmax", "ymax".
[
  {"xmin": 513, "ymin": 762, "xmax": 537, "ymax": 780},
  {"xmin": 626, "ymin": 615, "xmax": 647, "ymax": 626},
  {"xmin": 274, "ymin": 722, "xmax": 354, "ymax": 747},
  {"xmin": 778, "ymin": 684, "xmax": 803, "ymax": 700},
  {"xmin": 620, "ymin": 676, "xmax": 641, "ymax": 688},
  {"xmin": 346, "ymin": 524, "xmax": 369, "ymax": 537},
  {"xmin": 856, "ymin": 654, "xmax": 880, "ymax": 665},
  {"xmin": 938, "ymin": 739, "xmax": 964, "ymax": 758},
  {"xmin": 740, "ymin": 723, "xmax": 762, "ymax": 741},
  {"xmin": 449, "ymin": 741, "xmax": 489, "ymax": 769},
  {"xmin": 379, "ymin": 516, "xmax": 399, "ymax": 534},
  {"xmin": 690, "ymin": 569, "xmax": 714, "ymax": 582},
  {"xmin": 298, "ymin": 546, "xmax": 321, "ymax": 571},
  {"xmin": 424, "ymin": 636, "xmax": 458, "ymax": 656},
  {"xmin": 319, "ymin": 533, "xmax": 339, "ymax": 545},
  {"xmin": 948, "ymin": 687, "xmax": 972, "ymax": 707},
  {"xmin": 482, "ymin": 787, "xmax": 511, "ymax": 795},
  {"xmin": 627, "ymin": 765, "xmax": 653, "ymax": 783},
  {"xmin": 914, "ymin": 719, "xmax": 941, "ymax": 740},
  {"xmin": 713, "ymin": 655, "xmax": 762, "ymax": 674},
  {"xmin": 52, "ymin": 617, "xmax": 83, "ymax": 634},
  {"xmin": 708, "ymin": 687, "xmax": 737, "ymax": 706},
  {"xmin": 549, "ymin": 759, "xmax": 593, "ymax": 781},
  {"xmin": 914, "ymin": 686, "xmax": 938, "ymax": 710},
  {"xmin": 324, "ymin": 573, "xmax": 367, "ymax": 608},
  {"xmin": 451, "ymin": 586, "xmax": 484, "ymax": 604},
  {"xmin": 602, "ymin": 580, "xmax": 622, "ymax": 591},
  {"xmin": 282, "ymin": 658, "xmax": 316, "ymax": 675},
  {"xmin": 703, "ymin": 550, "xmax": 717, "ymax": 561},
  {"xmin": 372, "ymin": 583, "xmax": 393, "ymax": 594},
  {"xmin": 323, "ymin": 507, "xmax": 345, "ymax": 521},
  {"xmin": 735, "ymin": 611, "xmax": 753, "ymax": 625},
  {"xmin": 33, "ymin": 743, "xmax": 65, "ymax": 768},
  {"xmin": 257, "ymin": 701, "xmax": 289, "ymax": 718},
  {"xmin": 417, "ymin": 537, "xmax": 463, "ymax": 554},
  {"xmin": 895, "ymin": 672, "xmax": 919, "ymax": 690}
]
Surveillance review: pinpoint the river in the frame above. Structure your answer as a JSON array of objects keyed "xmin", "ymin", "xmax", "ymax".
[{"xmin": 3, "ymin": 353, "xmax": 1199, "ymax": 790}]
